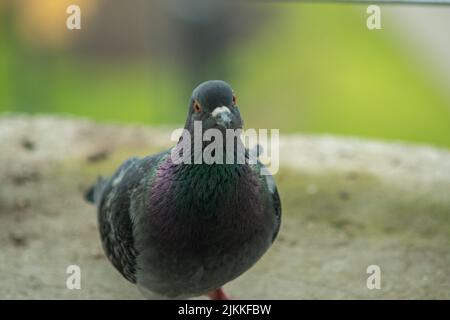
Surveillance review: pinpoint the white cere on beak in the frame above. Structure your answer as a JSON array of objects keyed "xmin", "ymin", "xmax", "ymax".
[{"xmin": 211, "ymin": 106, "xmax": 231, "ymax": 118}]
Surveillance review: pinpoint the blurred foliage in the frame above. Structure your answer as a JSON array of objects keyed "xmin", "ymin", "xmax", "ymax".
[
  {"xmin": 232, "ymin": 4, "xmax": 450, "ymax": 148},
  {"xmin": 0, "ymin": 3, "xmax": 449, "ymax": 148}
]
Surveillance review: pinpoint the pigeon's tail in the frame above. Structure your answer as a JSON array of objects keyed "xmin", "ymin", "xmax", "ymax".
[
  {"xmin": 84, "ymin": 185, "xmax": 95, "ymax": 203},
  {"xmin": 84, "ymin": 176, "xmax": 108, "ymax": 206}
]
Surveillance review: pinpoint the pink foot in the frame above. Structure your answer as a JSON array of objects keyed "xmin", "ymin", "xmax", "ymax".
[{"xmin": 207, "ymin": 288, "xmax": 231, "ymax": 300}]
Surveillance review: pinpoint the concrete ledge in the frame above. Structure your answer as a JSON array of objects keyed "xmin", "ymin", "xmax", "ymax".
[{"xmin": 1, "ymin": 115, "xmax": 449, "ymax": 299}]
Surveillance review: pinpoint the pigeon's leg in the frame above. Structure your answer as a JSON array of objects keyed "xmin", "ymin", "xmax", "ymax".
[{"xmin": 207, "ymin": 288, "xmax": 231, "ymax": 300}]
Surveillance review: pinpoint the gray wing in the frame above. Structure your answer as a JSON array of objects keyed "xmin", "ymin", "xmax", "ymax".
[
  {"xmin": 96, "ymin": 152, "xmax": 166, "ymax": 283},
  {"xmin": 251, "ymin": 159, "xmax": 282, "ymax": 243},
  {"xmin": 264, "ymin": 172, "xmax": 282, "ymax": 242}
]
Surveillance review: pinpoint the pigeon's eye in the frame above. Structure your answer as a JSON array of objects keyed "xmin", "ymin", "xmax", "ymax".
[
  {"xmin": 232, "ymin": 94, "xmax": 237, "ymax": 106},
  {"xmin": 193, "ymin": 101, "xmax": 202, "ymax": 113}
]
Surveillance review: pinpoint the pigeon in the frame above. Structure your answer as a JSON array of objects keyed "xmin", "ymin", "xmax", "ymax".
[{"xmin": 85, "ymin": 80, "xmax": 281, "ymax": 299}]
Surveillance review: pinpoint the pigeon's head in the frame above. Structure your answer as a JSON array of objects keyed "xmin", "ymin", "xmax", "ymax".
[{"xmin": 184, "ymin": 80, "xmax": 243, "ymax": 132}]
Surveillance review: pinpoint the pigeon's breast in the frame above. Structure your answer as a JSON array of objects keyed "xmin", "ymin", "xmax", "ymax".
[{"xmin": 134, "ymin": 161, "xmax": 276, "ymax": 298}]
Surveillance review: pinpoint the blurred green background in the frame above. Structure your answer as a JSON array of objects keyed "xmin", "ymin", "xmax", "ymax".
[{"xmin": 1, "ymin": 0, "xmax": 450, "ymax": 148}]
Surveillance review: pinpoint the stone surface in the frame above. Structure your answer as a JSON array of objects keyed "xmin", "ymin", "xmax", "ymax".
[{"xmin": 0, "ymin": 115, "xmax": 449, "ymax": 299}]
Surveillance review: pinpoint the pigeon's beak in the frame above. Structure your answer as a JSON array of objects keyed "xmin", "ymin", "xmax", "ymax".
[{"xmin": 211, "ymin": 106, "xmax": 232, "ymax": 129}]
